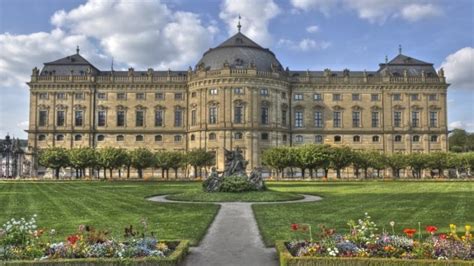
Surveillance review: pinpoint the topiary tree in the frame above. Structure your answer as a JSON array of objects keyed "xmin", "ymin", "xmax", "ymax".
[
  {"xmin": 186, "ymin": 149, "xmax": 215, "ymax": 179},
  {"xmin": 366, "ymin": 151, "xmax": 386, "ymax": 178},
  {"xmin": 38, "ymin": 147, "xmax": 70, "ymax": 179},
  {"xmin": 407, "ymin": 153, "xmax": 429, "ymax": 179},
  {"xmin": 156, "ymin": 151, "xmax": 186, "ymax": 179},
  {"xmin": 129, "ymin": 148, "xmax": 155, "ymax": 179},
  {"xmin": 97, "ymin": 147, "xmax": 128, "ymax": 179},
  {"xmin": 262, "ymin": 147, "xmax": 292, "ymax": 179},
  {"xmin": 296, "ymin": 144, "xmax": 332, "ymax": 179},
  {"xmin": 68, "ymin": 147, "xmax": 97, "ymax": 179},
  {"xmin": 426, "ymin": 152, "xmax": 450, "ymax": 178},
  {"xmin": 330, "ymin": 146, "xmax": 353, "ymax": 179},
  {"xmin": 351, "ymin": 150, "xmax": 371, "ymax": 179},
  {"xmin": 385, "ymin": 153, "xmax": 407, "ymax": 178}
]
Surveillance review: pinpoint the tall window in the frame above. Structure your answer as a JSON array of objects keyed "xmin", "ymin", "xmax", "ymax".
[
  {"xmin": 97, "ymin": 110, "xmax": 106, "ymax": 127},
  {"xmin": 56, "ymin": 110, "xmax": 65, "ymax": 126},
  {"xmin": 352, "ymin": 94, "xmax": 360, "ymax": 101},
  {"xmin": 393, "ymin": 94, "xmax": 401, "ymax": 101},
  {"xmin": 155, "ymin": 110, "xmax": 163, "ymax": 127},
  {"xmin": 135, "ymin": 110, "xmax": 144, "ymax": 127},
  {"xmin": 209, "ymin": 106, "xmax": 217, "ymax": 124},
  {"xmin": 39, "ymin": 110, "xmax": 47, "ymax": 126},
  {"xmin": 352, "ymin": 111, "xmax": 361, "ymax": 127},
  {"xmin": 234, "ymin": 87, "xmax": 243, "ymax": 94},
  {"xmin": 117, "ymin": 110, "xmax": 125, "ymax": 126},
  {"xmin": 74, "ymin": 110, "xmax": 83, "ymax": 127},
  {"xmin": 191, "ymin": 110, "xmax": 197, "ymax": 126},
  {"xmin": 281, "ymin": 110, "xmax": 287, "ymax": 126},
  {"xmin": 209, "ymin": 88, "xmax": 218, "ymax": 95},
  {"xmin": 313, "ymin": 93, "xmax": 322, "ymax": 101},
  {"xmin": 333, "ymin": 111, "xmax": 341, "ymax": 128},
  {"xmin": 294, "ymin": 93, "xmax": 303, "ymax": 101},
  {"xmin": 371, "ymin": 112, "xmax": 379, "ymax": 128},
  {"xmin": 174, "ymin": 109, "xmax": 183, "ymax": 127},
  {"xmin": 234, "ymin": 106, "xmax": 243, "ymax": 124},
  {"xmin": 314, "ymin": 111, "xmax": 323, "ymax": 128},
  {"xmin": 429, "ymin": 111, "xmax": 438, "ymax": 127},
  {"xmin": 411, "ymin": 111, "xmax": 420, "ymax": 128},
  {"xmin": 394, "ymin": 111, "xmax": 402, "ymax": 127},
  {"xmin": 57, "ymin": 92, "xmax": 66, "ymax": 100},
  {"xmin": 261, "ymin": 107, "xmax": 269, "ymax": 125},
  {"xmin": 332, "ymin": 94, "xmax": 341, "ymax": 101},
  {"xmin": 371, "ymin": 94, "xmax": 380, "ymax": 101},
  {"xmin": 260, "ymin": 88, "xmax": 269, "ymax": 96},
  {"xmin": 174, "ymin": 93, "xmax": 183, "ymax": 100},
  {"xmin": 295, "ymin": 111, "xmax": 303, "ymax": 128}
]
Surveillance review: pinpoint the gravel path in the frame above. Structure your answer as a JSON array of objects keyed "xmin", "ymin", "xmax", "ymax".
[{"xmin": 147, "ymin": 194, "xmax": 322, "ymax": 266}]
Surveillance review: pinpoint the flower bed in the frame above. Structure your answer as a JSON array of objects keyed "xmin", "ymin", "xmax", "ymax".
[
  {"xmin": 0, "ymin": 216, "xmax": 189, "ymax": 265},
  {"xmin": 277, "ymin": 213, "xmax": 472, "ymax": 265}
]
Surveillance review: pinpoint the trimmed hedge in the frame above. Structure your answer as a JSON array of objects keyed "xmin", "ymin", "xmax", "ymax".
[
  {"xmin": 275, "ymin": 241, "xmax": 472, "ymax": 266},
  {"xmin": 2, "ymin": 240, "xmax": 189, "ymax": 266}
]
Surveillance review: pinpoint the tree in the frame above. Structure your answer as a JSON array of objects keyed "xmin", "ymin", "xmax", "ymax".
[
  {"xmin": 262, "ymin": 147, "xmax": 290, "ymax": 179},
  {"xmin": 68, "ymin": 147, "xmax": 96, "ymax": 178},
  {"xmin": 129, "ymin": 148, "xmax": 155, "ymax": 179},
  {"xmin": 156, "ymin": 151, "xmax": 186, "ymax": 179},
  {"xmin": 329, "ymin": 146, "xmax": 353, "ymax": 179},
  {"xmin": 351, "ymin": 150, "xmax": 371, "ymax": 178},
  {"xmin": 169, "ymin": 151, "xmax": 186, "ymax": 178},
  {"xmin": 97, "ymin": 147, "xmax": 128, "ymax": 179},
  {"xmin": 407, "ymin": 153, "xmax": 428, "ymax": 179},
  {"xmin": 295, "ymin": 145, "xmax": 332, "ymax": 179},
  {"xmin": 186, "ymin": 149, "xmax": 215, "ymax": 179},
  {"xmin": 425, "ymin": 152, "xmax": 449, "ymax": 178},
  {"xmin": 38, "ymin": 147, "xmax": 69, "ymax": 179},
  {"xmin": 366, "ymin": 151, "xmax": 386, "ymax": 178},
  {"xmin": 385, "ymin": 153, "xmax": 407, "ymax": 178},
  {"xmin": 449, "ymin": 129, "xmax": 474, "ymax": 152}
]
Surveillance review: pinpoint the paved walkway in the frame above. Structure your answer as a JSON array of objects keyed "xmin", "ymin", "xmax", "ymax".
[{"xmin": 147, "ymin": 194, "xmax": 322, "ymax": 266}]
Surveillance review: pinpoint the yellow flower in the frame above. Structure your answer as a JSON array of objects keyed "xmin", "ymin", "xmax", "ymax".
[
  {"xmin": 449, "ymin": 224, "xmax": 456, "ymax": 232},
  {"xmin": 156, "ymin": 242, "xmax": 168, "ymax": 251},
  {"xmin": 465, "ymin": 225, "xmax": 471, "ymax": 232}
]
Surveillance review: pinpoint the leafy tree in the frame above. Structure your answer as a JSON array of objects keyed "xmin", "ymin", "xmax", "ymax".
[
  {"xmin": 186, "ymin": 149, "xmax": 215, "ymax": 178},
  {"xmin": 385, "ymin": 153, "xmax": 407, "ymax": 178},
  {"xmin": 262, "ymin": 146, "xmax": 292, "ymax": 179},
  {"xmin": 129, "ymin": 148, "xmax": 155, "ymax": 179},
  {"xmin": 169, "ymin": 151, "xmax": 186, "ymax": 178},
  {"xmin": 449, "ymin": 129, "xmax": 474, "ymax": 152},
  {"xmin": 68, "ymin": 147, "xmax": 96, "ymax": 178},
  {"xmin": 426, "ymin": 152, "xmax": 449, "ymax": 178},
  {"xmin": 38, "ymin": 147, "xmax": 69, "ymax": 179},
  {"xmin": 351, "ymin": 150, "xmax": 371, "ymax": 178},
  {"xmin": 407, "ymin": 153, "xmax": 428, "ymax": 179},
  {"xmin": 97, "ymin": 147, "xmax": 128, "ymax": 179},
  {"xmin": 156, "ymin": 151, "xmax": 186, "ymax": 179},
  {"xmin": 329, "ymin": 146, "xmax": 353, "ymax": 179},
  {"xmin": 366, "ymin": 151, "xmax": 386, "ymax": 178},
  {"xmin": 296, "ymin": 145, "xmax": 332, "ymax": 179}
]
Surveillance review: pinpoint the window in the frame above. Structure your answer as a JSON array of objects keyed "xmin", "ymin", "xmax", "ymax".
[
  {"xmin": 429, "ymin": 111, "xmax": 438, "ymax": 127},
  {"xmin": 412, "ymin": 135, "xmax": 420, "ymax": 142},
  {"xmin": 371, "ymin": 112, "xmax": 379, "ymax": 128},
  {"xmin": 295, "ymin": 135, "xmax": 303, "ymax": 143},
  {"xmin": 74, "ymin": 134, "xmax": 82, "ymax": 141},
  {"xmin": 260, "ymin": 88, "xmax": 269, "ymax": 96},
  {"xmin": 191, "ymin": 92, "xmax": 197, "ymax": 98},
  {"xmin": 430, "ymin": 135, "xmax": 438, "ymax": 142},
  {"xmin": 334, "ymin": 135, "xmax": 341, "ymax": 142},
  {"xmin": 209, "ymin": 106, "xmax": 218, "ymax": 124},
  {"xmin": 116, "ymin": 135, "xmax": 124, "ymax": 141},
  {"xmin": 394, "ymin": 135, "xmax": 402, "ymax": 142},
  {"xmin": 97, "ymin": 92, "xmax": 106, "ymax": 100},
  {"xmin": 155, "ymin": 135, "xmax": 162, "ymax": 142},
  {"xmin": 353, "ymin": 135, "xmax": 361, "ymax": 142},
  {"xmin": 209, "ymin": 88, "xmax": 218, "ymax": 95},
  {"xmin": 74, "ymin": 110, "xmax": 83, "ymax": 127},
  {"xmin": 371, "ymin": 94, "xmax": 380, "ymax": 101},
  {"xmin": 38, "ymin": 134, "xmax": 46, "ymax": 141},
  {"xmin": 333, "ymin": 111, "xmax": 341, "ymax": 128},
  {"xmin": 352, "ymin": 111, "xmax": 361, "ymax": 128},
  {"xmin": 117, "ymin": 110, "xmax": 125, "ymax": 127},
  {"xmin": 174, "ymin": 93, "xmax": 183, "ymax": 100},
  {"xmin": 332, "ymin": 94, "xmax": 341, "ymax": 101},
  {"xmin": 75, "ymin": 93, "xmax": 84, "ymax": 100},
  {"xmin": 428, "ymin": 94, "xmax": 437, "ymax": 101},
  {"xmin": 313, "ymin": 93, "xmax": 322, "ymax": 101},
  {"xmin": 39, "ymin": 93, "xmax": 48, "ymax": 99},
  {"xmin": 136, "ymin": 135, "xmax": 144, "ymax": 141},
  {"xmin": 39, "ymin": 110, "xmax": 48, "ymax": 126},
  {"xmin": 315, "ymin": 135, "xmax": 323, "ymax": 143},
  {"xmin": 155, "ymin": 110, "xmax": 163, "ymax": 127},
  {"xmin": 282, "ymin": 134, "xmax": 287, "ymax": 141},
  {"xmin": 261, "ymin": 107, "xmax": 269, "ymax": 125},
  {"xmin": 191, "ymin": 110, "xmax": 197, "ymax": 126},
  {"xmin": 394, "ymin": 111, "xmax": 402, "ymax": 127},
  {"xmin": 135, "ymin": 110, "xmax": 144, "ymax": 127},
  {"xmin": 281, "ymin": 110, "xmax": 287, "ymax": 126},
  {"xmin": 294, "ymin": 93, "xmax": 303, "ymax": 101},
  {"xmin": 314, "ymin": 111, "xmax": 323, "ymax": 128},
  {"xmin": 97, "ymin": 110, "xmax": 106, "ymax": 127},
  {"xmin": 155, "ymin": 92, "xmax": 164, "ymax": 100},
  {"xmin": 411, "ymin": 111, "xmax": 420, "ymax": 128},
  {"xmin": 174, "ymin": 109, "xmax": 183, "ymax": 127},
  {"xmin": 234, "ymin": 88, "xmax": 243, "ymax": 94},
  {"xmin": 234, "ymin": 132, "xmax": 243, "ymax": 139},
  {"xmin": 411, "ymin": 94, "xmax": 419, "ymax": 101},
  {"xmin": 136, "ymin": 93, "xmax": 145, "ymax": 100},
  {"xmin": 281, "ymin": 92, "xmax": 287, "ymax": 99},
  {"xmin": 57, "ymin": 92, "xmax": 66, "ymax": 100},
  {"xmin": 56, "ymin": 134, "xmax": 64, "ymax": 141},
  {"xmin": 190, "ymin": 134, "xmax": 195, "ymax": 141},
  {"xmin": 56, "ymin": 110, "xmax": 65, "ymax": 127},
  {"xmin": 209, "ymin": 133, "xmax": 216, "ymax": 140},
  {"xmin": 295, "ymin": 111, "xmax": 303, "ymax": 128},
  {"xmin": 261, "ymin": 133, "xmax": 269, "ymax": 140},
  {"xmin": 234, "ymin": 106, "xmax": 243, "ymax": 124},
  {"xmin": 372, "ymin": 135, "xmax": 380, "ymax": 142},
  {"xmin": 393, "ymin": 94, "xmax": 401, "ymax": 101},
  {"xmin": 117, "ymin": 93, "xmax": 126, "ymax": 100},
  {"xmin": 97, "ymin": 135, "xmax": 105, "ymax": 141},
  {"xmin": 352, "ymin": 94, "xmax": 360, "ymax": 101},
  {"xmin": 174, "ymin": 135, "xmax": 182, "ymax": 142}
]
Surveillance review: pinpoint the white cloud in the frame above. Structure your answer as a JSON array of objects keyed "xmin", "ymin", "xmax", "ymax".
[
  {"xmin": 441, "ymin": 47, "xmax": 474, "ymax": 90},
  {"xmin": 278, "ymin": 38, "xmax": 330, "ymax": 51},
  {"xmin": 306, "ymin": 25, "xmax": 320, "ymax": 33},
  {"xmin": 400, "ymin": 4, "xmax": 442, "ymax": 22},
  {"xmin": 290, "ymin": 0, "xmax": 336, "ymax": 16},
  {"xmin": 219, "ymin": 0, "xmax": 280, "ymax": 46},
  {"xmin": 449, "ymin": 121, "xmax": 474, "ymax": 132}
]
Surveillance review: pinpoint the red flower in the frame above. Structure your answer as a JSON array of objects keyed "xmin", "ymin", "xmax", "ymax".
[
  {"xmin": 425, "ymin": 226, "xmax": 438, "ymax": 234},
  {"xmin": 439, "ymin": 233, "xmax": 447, "ymax": 240},
  {"xmin": 291, "ymin": 223, "xmax": 299, "ymax": 231},
  {"xmin": 67, "ymin": 234, "xmax": 79, "ymax": 245},
  {"xmin": 403, "ymin": 228, "xmax": 417, "ymax": 238}
]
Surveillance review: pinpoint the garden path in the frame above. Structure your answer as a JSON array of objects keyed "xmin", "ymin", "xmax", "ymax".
[{"xmin": 147, "ymin": 194, "xmax": 322, "ymax": 266}]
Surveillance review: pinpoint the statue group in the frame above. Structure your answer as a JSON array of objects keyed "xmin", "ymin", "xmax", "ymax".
[{"xmin": 203, "ymin": 148, "xmax": 265, "ymax": 192}]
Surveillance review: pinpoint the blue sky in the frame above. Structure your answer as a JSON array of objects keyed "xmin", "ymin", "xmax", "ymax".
[{"xmin": 0, "ymin": 0, "xmax": 473, "ymax": 138}]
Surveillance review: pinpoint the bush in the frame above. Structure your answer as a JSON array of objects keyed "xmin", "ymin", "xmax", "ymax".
[{"xmin": 218, "ymin": 176, "xmax": 256, "ymax": 192}]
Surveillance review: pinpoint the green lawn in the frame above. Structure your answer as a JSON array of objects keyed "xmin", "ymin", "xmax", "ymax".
[
  {"xmin": 167, "ymin": 189, "xmax": 303, "ymax": 202},
  {"xmin": 253, "ymin": 181, "xmax": 474, "ymax": 246}
]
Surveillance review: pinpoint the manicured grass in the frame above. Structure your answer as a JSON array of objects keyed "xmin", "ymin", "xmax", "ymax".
[
  {"xmin": 0, "ymin": 181, "xmax": 219, "ymax": 246},
  {"xmin": 167, "ymin": 189, "xmax": 303, "ymax": 202},
  {"xmin": 253, "ymin": 181, "xmax": 474, "ymax": 246}
]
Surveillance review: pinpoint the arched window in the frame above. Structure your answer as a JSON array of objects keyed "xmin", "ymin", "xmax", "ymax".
[
  {"xmin": 334, "ymin": 135, "xmax": 342, "ymax": 142},
  {"xmin": 430, "ymin": 135, "xmax": 438, "ymax": 142},
  {"xmin": 155, "ymin": 135, "xmax": 162, "ymax": 142},
  {"xmin": 394, "ymin": 135, "xmax": 402, "ymax": 142},
  {"xmin": 135, "ymin": 135, "xmax": 144, "ymax": 141},
  {"xmin": 116, "ymin": 135, "xmax": 124, "ymax": 141},
  {"xmin": 413, "ymin": 135, "xmax": 420, "ymax": 142},
  {"xmin": 56, "ymin": 134, "xmax": 64, "ymax": 141},
  {"xmin": 174, "ymin": 135, "xmax": 182, "ymax": 142},
  {"xmin": 97, "ymin": 135, "xmax": 105, "ymax": 141},
  {"xmin": 209, "ymin": 133, "xmax": 217, "ymax": 140},
  {"xmin": 353, "ymin": 135, "xmax": 361, "ymax": 142},
  {"xmin": 295, "ymin": 135, "xmax": 303, "ymax": 143},
  {"xmin": 372, "ymin": 135, "xmax": 380, "ymax": 142},
  {"xmin": 234, "ymin": 132, "xmax": 243, "ymax": 140},
  {"xmin": 74, "ymin": 134, "xmax": 82, "ymax": 141},
  {"xmin": 190, "ymin": 134, "xmax": 195, "ymax": 141},
  {"xmin": 38, "ymin": 134, "xmax": 46, "ymax": 141},
  {"xmin": 315, "ymin": 135, "xmax": 323, "ymax": 143}
]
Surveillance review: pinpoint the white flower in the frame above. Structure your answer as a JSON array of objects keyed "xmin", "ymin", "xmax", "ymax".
[
  {"xmin": 365, "ymin": 212, "xmax": 368, "ymax": 216},
  {"xmin": 390, "ymin": 221, "xmax": 395, "ymax": 226}
]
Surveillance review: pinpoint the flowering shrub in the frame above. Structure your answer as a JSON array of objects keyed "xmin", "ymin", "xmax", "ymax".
[
  {"xmin": 0, "ymin": 216, "xmax": 174, "ymax": 261},
  {"xmin": 287, "ymin": 213, "xmax": 473, "ymax": 261}
]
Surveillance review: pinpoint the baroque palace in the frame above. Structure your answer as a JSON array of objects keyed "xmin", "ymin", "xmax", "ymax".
[{"xmin": 26, "ymin": 25, "xmax": 448, "ymax": 174}]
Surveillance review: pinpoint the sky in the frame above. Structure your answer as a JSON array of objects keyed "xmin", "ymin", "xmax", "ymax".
[{"xmin": 0, "ymin": 0, "xmax": 473, "ymax": 138}]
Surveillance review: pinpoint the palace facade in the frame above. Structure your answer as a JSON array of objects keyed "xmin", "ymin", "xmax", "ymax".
[{"xmin": 26, "ymin": 29, "xmax": 449, "ymax": 174}]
